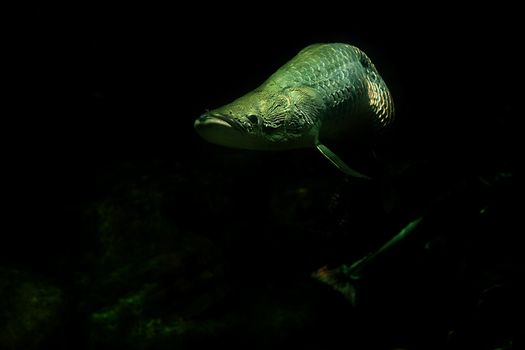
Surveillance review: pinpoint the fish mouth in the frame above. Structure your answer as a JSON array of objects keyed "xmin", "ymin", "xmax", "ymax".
[
  {"xmin": 194, "ymin": 112, "xmax": 251, "ymax": 149},
  {"xmin": 194, "ymin": 113, "xmax": 240, "ymax": 129}
]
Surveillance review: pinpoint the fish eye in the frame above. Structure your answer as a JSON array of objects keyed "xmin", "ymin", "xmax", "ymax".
[{"xmin": 247, "ymin": 114, "xmax": 259, "ymax": 124}]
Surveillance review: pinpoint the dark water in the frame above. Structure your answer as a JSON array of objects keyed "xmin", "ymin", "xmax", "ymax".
[{"xmin": 2, "ymin": 6, "xmax": 523, "ymax": 349}]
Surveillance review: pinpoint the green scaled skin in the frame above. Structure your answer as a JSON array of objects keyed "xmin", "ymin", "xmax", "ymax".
[{"xmin": 194, "ymin": 43, "xmax": 394, "ymax": 178}]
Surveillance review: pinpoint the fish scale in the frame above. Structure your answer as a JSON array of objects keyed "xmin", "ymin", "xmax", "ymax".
[
  {"xmin": 194, "ymin": 43, "xmax": 394, "ymax": 178},
  {"xmin": 266, "ymin": 45, "xmax": 373, "ymax": 120}
]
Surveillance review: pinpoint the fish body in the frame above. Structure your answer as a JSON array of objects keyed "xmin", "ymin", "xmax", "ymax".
[{"xmin": 194, "ymin": 43, "xmax": 394, "ymax": 178}]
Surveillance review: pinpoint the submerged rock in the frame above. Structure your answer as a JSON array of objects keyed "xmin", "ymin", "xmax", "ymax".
[{"xmin": 0, "ymin": 268, "xmax": 64, "ymax": 349}]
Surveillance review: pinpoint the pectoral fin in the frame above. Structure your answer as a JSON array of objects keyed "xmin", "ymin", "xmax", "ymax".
[{"xmin": 316, "ymin": 143, "xmax": 371, "ymax": 179}]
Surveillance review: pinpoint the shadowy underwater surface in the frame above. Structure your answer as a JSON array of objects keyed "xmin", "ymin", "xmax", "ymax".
[{"xmin": 2, "ymin": 5, "xmax": 523, "ymax": 350}]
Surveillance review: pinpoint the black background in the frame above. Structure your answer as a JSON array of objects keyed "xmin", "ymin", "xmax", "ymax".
[
  {"xmin": 8, "ymin": 5, "xmax": 521, "ymax": 258},
  {"xmin": 3, "ymin": 4, "xmax": 523, "ymax": 349}
]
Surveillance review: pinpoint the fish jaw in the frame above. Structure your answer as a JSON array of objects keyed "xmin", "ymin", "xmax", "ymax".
[
  {"xmin": 194, "ymin": 112, "xmax": 252, "ymax": 149},
  {"xmin": 194, "ymin": 113, "xmax": 233, "ymax": 128},
  {"xmin": 195, "ymin": 108, "xmax": 319, "ymax": 150}
]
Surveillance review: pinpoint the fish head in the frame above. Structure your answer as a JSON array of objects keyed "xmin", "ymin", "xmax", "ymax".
[{"xmin": 194, "ymin": 90, "xmax": 316, "ymax": 150}]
